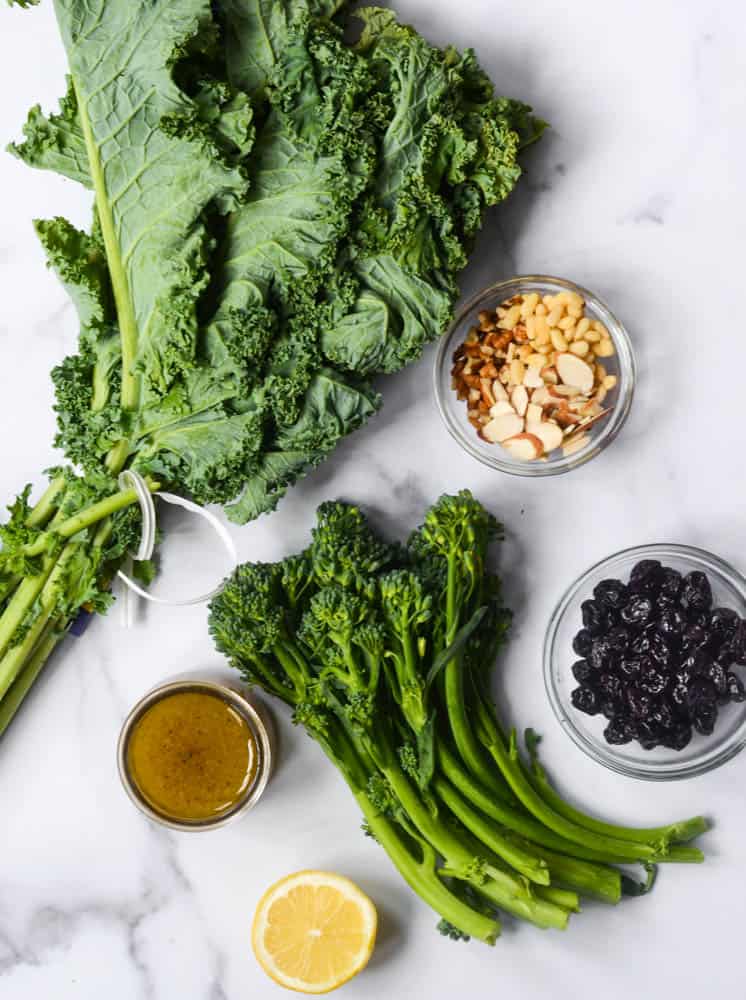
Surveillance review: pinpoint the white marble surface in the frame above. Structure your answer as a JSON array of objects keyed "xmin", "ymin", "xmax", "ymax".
[{"xmin": 1, "ymin": 1, "xmax": 746, "ymax": 997}]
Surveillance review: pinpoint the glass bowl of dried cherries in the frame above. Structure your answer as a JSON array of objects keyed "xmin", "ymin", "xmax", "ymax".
[{"xmin": 544, "ymin": 544, "xmax": 746, "ymax": 780}]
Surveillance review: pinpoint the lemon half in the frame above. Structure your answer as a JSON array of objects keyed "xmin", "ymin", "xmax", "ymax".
[{"xmin": 252, "ymin": 870, "xmax": 378, "ymax": 994}]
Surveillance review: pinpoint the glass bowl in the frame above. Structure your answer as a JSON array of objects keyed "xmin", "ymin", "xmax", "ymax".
[
  {"xmin": 117, "ymin": 678, "xmax": 273, "ymax": 831},
  {"xmin": 544, "ymin": 544, "xmax": 746, "ymax": 780},
  {"xmin": 433, "ymin": 275, "xmax": 635, "ymax": 476}
]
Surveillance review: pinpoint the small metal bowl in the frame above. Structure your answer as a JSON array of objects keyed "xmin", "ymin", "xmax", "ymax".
[
  {"xmin": 433, "ymin": 275, "xmax": 635, "ymax": 476},
  {"xmin": 117, "ymin": 678, "xmax": 273, "ymax": 831}
]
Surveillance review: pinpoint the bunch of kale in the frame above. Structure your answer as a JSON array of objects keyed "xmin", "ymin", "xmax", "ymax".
[{"xmin": 0, "ymin": 0, "xmax": 542, "ymax": 732}]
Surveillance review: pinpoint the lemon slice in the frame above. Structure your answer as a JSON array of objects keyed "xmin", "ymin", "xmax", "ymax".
[{"xmin": 252, "ymin": 870, "xmax": 377, "ymax": 994}]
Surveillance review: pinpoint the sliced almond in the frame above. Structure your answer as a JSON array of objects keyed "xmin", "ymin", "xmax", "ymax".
[
  {"xmin": 577, "ymin": 407, "xmax": 612, "ymax": 432},
  {"xmin": 480, "ymin": 378, "xmax": 495, "ymax": 406},
  {"xmin": 554, "ymin": 402, "xmax": 582, "ymax": 428},
  {"xmin": 523, "ymin": 366, "xmax": 544, "ymax": 389},
  {"xmin": 556, "ymin": 353, "xmax": 594, "ymax": 394},
  {"xmin": 502, "ymin": 433, "xmax": 544, "ymax": 461},
  {"xmin": 530, "ymin": 385, "xmax": 551, "ymax": 407},
  {"xmin": 548, "ymin": 383, "xmax": 580, "ymax": 399},
  {"xmin": 530, "ymin": 420, "xmax": 563, "ymax": 453},
  {"xmin": 491, "ymin": 379, "xmax": 509, "ymax": 402},
  {"xmin": 562, "ymin": 434, "xmax": 590, "ymax": 457},
  {"xmin": 525, "ymin": 403, "xmax": 543, "ymax": 425},
  {"xmin": 482, "ymin": 412, "xmax": 524, "ymax": 443},
  {"xmin": 490, "ymin": 400, "xmax": 516, "ymax": 418},
  {"xmin": 510, "ymin": 385, "xmax": 529, "ymax": 417}
]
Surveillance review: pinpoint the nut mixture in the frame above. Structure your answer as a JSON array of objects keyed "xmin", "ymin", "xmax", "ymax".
[{"xmin": 451, "ymin": 290, "xmax": 618, "ymax": 461}]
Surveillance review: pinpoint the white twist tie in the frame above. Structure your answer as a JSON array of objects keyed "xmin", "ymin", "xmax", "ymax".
[{"xmin": 116, "ymin": 471, "xmax": 238, "ymax": 626}]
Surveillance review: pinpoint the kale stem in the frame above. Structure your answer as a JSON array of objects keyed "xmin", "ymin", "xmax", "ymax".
[
  {"xmin": 26, "ymin": 476, "xmax": 66, "ymax": 528},
  {"xmin": 22, "ymin": 480, "xmax": 158, "ymax": 557},
  {"xmin": 0, "ymin": 619, "xmax": 62, "ymax": 738},
  {"xmin": 0, "ymin": 543, "xmax": 78, "ymax": 699},
  {"xmin": 0, "ymin": 551, "xmax": 60, "ymax": 665},
  {"xmin": 105, "ymin": 440, "xmax": 131, "ymax": 475}
]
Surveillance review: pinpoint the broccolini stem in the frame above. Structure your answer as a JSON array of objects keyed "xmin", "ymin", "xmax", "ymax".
[
  {"xmin": 0, "ymin": 619, "xmax": 62, "ymax": 738},
  {"xmin": 442, "ymin": 555, "xmax": 515, "ymax": 800},
  {"xmin": 352, "ymin": 788, "xmax": 501, "ymax": 945},
  {"xmin": 433, "ymin": 775, "xmax": 551, "ymax": 886},
  {"xmin": 437, "ymin": 741, "xmax": 630, "ymax": 864},
  {"xmin": 312, "ymin": 713, "xmax": 502, "ymax": 943},
  {"xmin": 528, "ymin": 757, "xmax": 708, "ymax": 847},
  {"xmin": 514, "ymin": 839, "xmax": 622, "ymax": 904},
  {"xmin": 381, "ymin": 757, "xmax": 569, "ymax": 929},
  {"xmin": 478, "ymin": 720, "xmax": 661, "ymax": 862},
  {"xmin": 535, "ymin": 885, "xmax": 580, "ymax": 912}
]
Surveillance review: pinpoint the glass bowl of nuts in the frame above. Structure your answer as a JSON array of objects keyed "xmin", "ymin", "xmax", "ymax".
[
  {"xmin": 544, "ymin": 543, "xmax": 746, "ymax": 780},
  {"xmin": 434, "ymin": 275, "xmax": 635, "ymax": 475}
]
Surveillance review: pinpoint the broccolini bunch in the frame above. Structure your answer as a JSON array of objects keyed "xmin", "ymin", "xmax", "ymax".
[{"xmin": 209, "ymin": 491, "xmax": 709, "ymax": 944}]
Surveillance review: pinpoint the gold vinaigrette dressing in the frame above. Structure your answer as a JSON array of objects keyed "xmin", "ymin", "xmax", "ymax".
[{"xmin": 126, "ymin": 690, "xmax": 258, "ymax": 822}]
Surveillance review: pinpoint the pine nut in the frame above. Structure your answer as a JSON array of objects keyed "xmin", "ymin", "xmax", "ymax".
[
  {"xmin": 546, "ymin": 306, "xmax": 563, "ymax": 328},
  {"xmin": 526, "ymin": 353, "xmax": 546, "ymax": 367},
  {"xmin": 584, "ymin": 329, "xmax": 601, "ymax": 343},
  {"xmin": 518, "ymin": 344, "xmax": 533, "ymax": 361},
  {"xmin": 542, "ymin": 294, "xmax": 555, "ymax": 309},
  {"xmin": 510, "ymin": 359, "xmax": 525, "ymax": 384},
  {"xmin": 594, "ymin": 337, "xmax": 615, "ymax": 358},
  {"xmin": 550, "ymin": 328, "xmax": 568, "ymax": 352},
  {"xmin": 535, "ymin": 303, "xmax": 548, "ymax": 316},
  {"xmin": 575, "ymin": 317, "xmax": 591, "ymax": 337},
  {"xmin": 592, "ymin": 320, "xmax": 609, "ymax": 337},
  {"xmin": 603, "ymin": 375, "xmax": 618, "ymax": 390},
  {"xmin": 558, "ymin": 315, "xmax": 576, "ymax": 331},
  {"xmin": 525, "ymin": 315, "xmax": 536, "ymax": 339},
  {"xmin": 557, "ymin": 290, "xmax": 584, "ymax": 310},
  {"xmin": 520, "ymin": 292, "xmax": 539, "ymax": 318},
  {"xmin": 569, "ymin": 340, "xmax": 590, "ymax": 356}
]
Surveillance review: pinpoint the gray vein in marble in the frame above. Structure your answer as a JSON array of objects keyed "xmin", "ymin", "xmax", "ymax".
[{"xmin": 620, "ymin": 193, "xmax": 671, "ymax": 226}]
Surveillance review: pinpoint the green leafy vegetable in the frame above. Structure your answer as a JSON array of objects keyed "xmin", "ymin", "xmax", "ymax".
[
  {"xmin": 0, "ymin": 0, "xmax": 543, "ymax": 732},
  {"xmin": 209, "ymin": 491, "xmax": 710, "ymax": 943}
]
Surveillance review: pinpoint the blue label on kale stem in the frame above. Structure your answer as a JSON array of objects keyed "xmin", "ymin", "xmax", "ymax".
[{"xmin": 69, "ymin": 609, "xmax": 92, "ymax": 637}]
